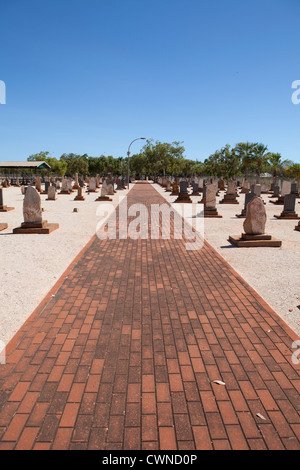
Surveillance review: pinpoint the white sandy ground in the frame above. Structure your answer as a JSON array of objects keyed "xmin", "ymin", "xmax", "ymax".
[{"xmin": 0, "ymin": 182, "xmax": 299, "ymax": 349}]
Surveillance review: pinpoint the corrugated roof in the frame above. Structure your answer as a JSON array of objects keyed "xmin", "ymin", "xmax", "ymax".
[{"xmin": 0, "ymin": 161, "xmax": 51, "ymax": 168}]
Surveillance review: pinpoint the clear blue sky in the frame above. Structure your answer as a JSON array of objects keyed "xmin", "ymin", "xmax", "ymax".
[{"xmin": 0, "ymin": 0, "xmax": 300, "ymax": 163}]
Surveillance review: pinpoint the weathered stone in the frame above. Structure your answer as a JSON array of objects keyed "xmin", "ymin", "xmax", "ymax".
[
  {"xmin": 205, "ymin": 184, "xmax": 217, "ymax": 209},
  {"xmin": 23, "ymin": 186, "xmax": 43, "ymax": 223},
  {"xmin": 46, "ymin": 186, "xmax": 57, "ymax": 201},
  {"xmin": 74, "ymin": 187, "xmax": 85, "ymax": 200},
  {"xmin": 88, "ymin": 177, "xmax": 97, "ymax": 192},
  {"xmin": 243, "ymin": 197, "xmax": 266, "ymax": 235}
]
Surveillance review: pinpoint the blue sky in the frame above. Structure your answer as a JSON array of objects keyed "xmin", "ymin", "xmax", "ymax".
[{"xmin": 0, "ymin": 0, "xmax": 300, "ymax": 163}]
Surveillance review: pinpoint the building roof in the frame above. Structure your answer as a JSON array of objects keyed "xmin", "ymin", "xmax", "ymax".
[{"xmin": 0, "ymin": 161, "xmax": 51, "ymax": 169}]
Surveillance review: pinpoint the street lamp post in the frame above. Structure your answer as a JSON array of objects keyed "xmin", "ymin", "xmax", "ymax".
[{"xmin": 127, "ymin": 137, "xmax": 146, "ymax": 189}]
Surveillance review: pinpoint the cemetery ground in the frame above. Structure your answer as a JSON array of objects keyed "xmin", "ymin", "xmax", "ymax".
[{"xmin": 0, "ymin": 181, "xmax": 299, "ymax": 450}]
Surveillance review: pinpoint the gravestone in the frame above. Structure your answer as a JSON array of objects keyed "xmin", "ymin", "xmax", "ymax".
[
  {"xmin": 165, "ymin": 180, "xmax": 172, "ymax": 192},
  {"xmin": 219, "ymin": 179, "xmax": 225, "ymax": 191},
  {"xmin": 74, "ymin": 187, "xmax": 85, "ymax": 201},
  {"xmin": 229, "ymin": 197, "xmax": 281, "ymax": 247},
  {"xmin": 204, "ymin": 183, "xmax": 222, "ymax": 217},
  {"xmin": 13, "ymin": 186, "xmax": 59, "ymax": 234},
  {"xmin": 107, "ymin": 180, "xmax": 115, "ymax": 196},
  {"xmin": 35, "ymin": 177, "xmax": 42, "ymax": 193},
  {"xmin": 45, "ymin": 181, "xmax": 50, "ymax": 193},
  {"xmin": 198, "ymin": 185, "xmax": 207, "ymax": 204},
  {"xmin": 59, "ymin": 178, "xmax": 71, "ymax": 194},
  {"xmin": 274, "ymin": 193, "xmax": 300, "ymax": 219},
  {"xmin": 291, "ymin": 182, "xmax": 299, "ymax": 195},
  {"xmin": 252, "ymin": 184, "xmax": 261, "ymax": 197},
  {"xmin": 117, "ymin": 178, "xmax": 124, "ymax": 190},
  {"xmin": 87, "ymin": 177, "xmax": 98, "ymax": 192},
  {"xmin": 240, "ymin": 180, "xmax": 250, "ymax": 194},
  {"xmin": 46, "ymin": 185, "xmax": 57, "ymax": 201},
  {"xmin": 174, "ymin": 181, "xmax": 192, "ymax": 203},
  {"xmin": 219, "ymin": 180, "xmax": 238, "ymax": 204},
  {"xmin": 236, "ymin": 192, "xmax": 256, "ymax": 218},
  {"xmin": 95, "ymin": 180, "xmax": 112, "ymax": 201},
  {"xmin": 0, "ymin": 188, "xmax": 14, "ymax": 212},
  {"xmin": 191, "ymin": 182, "xmax": 200, "ymax": 196},
  {"xmin": 170, "ymin": 181, "xmax": 179, "ymax": 195},
  {"xmin": 73, "ymin": 173, "xmax": 80, "ymax": 190},
  {"xmin": 261, "ymin": 183, "xmax": 268, "ymax": 193},
  {"xmin": 270, "ymin": 185, "xmax": 280, "ymax": 198}
]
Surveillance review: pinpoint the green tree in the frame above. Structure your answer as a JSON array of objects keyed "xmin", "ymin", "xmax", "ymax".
[
  {"xmin": 234, "ymin": 142, "xmax": 256, "ymax": 181},
  {"xmin": 252, "ymin": 143, "xmax": 269, "ymax": 183},
  {"xmin": 285, "ymin": 163, "xmax": 300, "ymax": 183},
  {"xmin": 60, "ymin": 153, "xmax": 89, "ymax": 176},
  {"xmin": 267, "ymin": 153, "xmax": 291, "ymax": 186}
]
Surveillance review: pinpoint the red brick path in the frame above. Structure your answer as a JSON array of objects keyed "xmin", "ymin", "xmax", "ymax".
[{"xmin": 0, "ymin": 182, "xmax": 299, "ymax": 450}]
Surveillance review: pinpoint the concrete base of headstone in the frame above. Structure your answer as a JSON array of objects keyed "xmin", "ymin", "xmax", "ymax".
[
  {"xmin": 87, "ymin": 189, "xmax": 99, "ymax": 193},
  {"xmin": 236, "ymin": 209, "xmax": 246, "ymax": 218},
  {"xmin": 59, "ymin": 190, "xmax": 72, "ymax": 195},
  {"xmin": 295, "ymin": 222, "xmax": 300, "ymax": 231},
  {"xmin": 204, "ymin": 208, "xmax": 222, "ymax": 218},
  {"xmin": 0, "ymin": 205, "xmax": 14, "ymax": 212},
  {"xmin": 219, "ymin": 194, "xmax": 239, "ymax": 204},
  {"xmin": 174, "ymin": 193, "xmax": 192, "ymax": 203},
  {"xmin": 0, "ymin": 223, "xmax": 8, "ymax": 231},
  {"xmin": 170, "ymin": 190, "xmax": 179, "ymax": 196},
  {"xmin": 95, "ymin": 196, "xmax": 112, "ymax": 201},
  {"xmin": 74, "ymin": 195, "xmax": 85, "ymax": 201},
  {"xmin": 13, "ymin": 221, "xmax": 59, "ymax": 234},
  {"xmin": 269, "ymin": 197, "xmax": 284, "ymax": 204},
  {"xmin": 240, "ymin": 188, "xmax": 250, "ymax": 194},
  {"xmin": 229, "ymin": 233, "xmax": 282, "ymax": 247},
  {"xmin": 274, "ymin": 211, "xmax": 300, "ymax": 219}
]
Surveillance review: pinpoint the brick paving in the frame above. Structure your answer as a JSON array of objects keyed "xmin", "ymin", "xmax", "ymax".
[{"xmin": 0, "ymin": 181, "xmax": 299, "ymax": 450}]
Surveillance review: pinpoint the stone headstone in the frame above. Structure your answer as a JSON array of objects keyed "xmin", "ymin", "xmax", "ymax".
[
  {"xmin": 73, "ymin": 173, "xmax": 80, "ymax": 190},
  {"xmin": 243, "ymin": 197, "xmax": 266, "ymax": 235},
  {"xmin": 205, "ymin": 184, "xmax": 217, "ymax": 209},
  {"xmin": 252, "ymin": 184, "xmax": 261, "ymax": 197},
  {"xmin": 274, "ymin": 193, "xmax": 300, "ymax": 219},
  {"xmin": 88, "ymin": 177, "xmax": 97, "ymax": 192},
  {"xmin": 291, "ymin": 183, "xmax": 298, "ymax": 194},
  {"xmin": 13, "ymin": 185, "xmax": 59, "ymax": 234},
  {"xmin": 47, "ymin": 186, "xmax": 57, "ymax": 200},
  {"xmin": 107, "ymin": 180, "xmax": 114, "ymax": 195},
  {"xmin": 179, "ymin": 181, "xmax": 188, "ymax": 194},
  {"xmin": 23, "ymin": 186, "xmax": 43, "ymax": 223},
  {"xmin": 35, "ymin": 177, "xmax": 42, "ymax": 192},
  {"xmin": 0, "ymin": 188, "xmax": 15, "ymax": 212},
  {"xmin": 171, "ymin": 182, "xmax": 179, "ymax": 195},
  {"xmin": 101, "ymin": 180, "xmax": 108, "ymax": 196},
  {"xmin": 61, "ymin": 178, "xmax": 70, "ymax": 193},
  {"xmin": 191, "ymin": 182, "xmax": 199, "ymax": 194},
  {"xmin": 74, "ymin": 187, "xmax": 85, "ymax": 201},
  {"xmin": 227, "ymin": 181, "xmax": 236, "ymax": 195}
]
